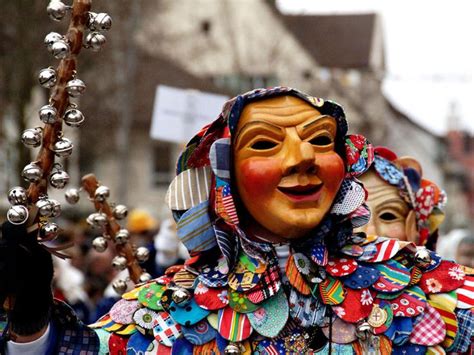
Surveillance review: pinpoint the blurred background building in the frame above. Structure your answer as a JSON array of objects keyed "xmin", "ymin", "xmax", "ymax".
[{"xmin": 0, "ymin": 0, "xmax": 472, "ymax": 234}]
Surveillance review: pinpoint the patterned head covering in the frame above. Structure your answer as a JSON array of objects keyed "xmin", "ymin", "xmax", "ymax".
[{"xmin": 365, "ymin": 146, "xmax": 446, "ymax": 247}]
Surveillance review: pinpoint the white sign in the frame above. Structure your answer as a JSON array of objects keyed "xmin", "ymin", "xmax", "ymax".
[{"xmin": 150, "ymin": 85, "xmax": 229, "ymax": 143}]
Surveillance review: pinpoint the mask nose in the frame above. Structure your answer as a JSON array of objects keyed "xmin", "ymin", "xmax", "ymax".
[{"xmin": 282, "ymin": 135, "xmax": 316, "ymax": 175}]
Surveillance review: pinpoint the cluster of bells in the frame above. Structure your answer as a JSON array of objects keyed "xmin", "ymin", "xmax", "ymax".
[
  {"xmin": 64, "ymin": 184, "xmax": 152, "ymax": 294},
  {"xmin": 6, "ymin": 2, "xmax": 112, "ymax": 226}
]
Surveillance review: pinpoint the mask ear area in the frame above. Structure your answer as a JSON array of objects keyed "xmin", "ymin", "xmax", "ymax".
[
  {"xmin": 395, "ymin": 156, "xmax": 423, "ymax": 177},
  {"xmin": 405, "ymin": 210, "xmax": 419, "ymax": 244}
]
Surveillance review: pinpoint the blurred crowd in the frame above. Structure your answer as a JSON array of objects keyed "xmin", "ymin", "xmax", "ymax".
[{"xmin": 51, "ymin": 209, "xmax": 188, "ymax": 323}]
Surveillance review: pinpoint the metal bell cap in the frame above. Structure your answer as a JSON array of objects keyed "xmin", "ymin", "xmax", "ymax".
[
  {"xmin": 414, "ymin": 247, "xmax": 432, "ymax": 268},
  {"xmin": 47, "ymin": 0, "xmax": 68, "ymax": 21},
  {"xmin": 171, "ymin": 288, "xmax": 191, "ymax": 306},
  {"xmin": 22, "ymin": 162, "xmax": 43, "ymax": 183},
  {"xmin": 7, "ymin": 205, "xmax": 29, "ymax": 225},
  {"xmin": 40, "ymin": 222, "xmax": 59, "ymax": 240},
  {"xmin": 112, "ymin": 279, "xmax": 128, "ymax": 295},
  {"xmin": 224, "ymin": 344, "xmax": 242, "ymax": 355},
  {"xmin": 39, "ymin": 104, "xmax": 58, "ymax": 124},
  {"xmin": 135, "ymin": 247, "xmax": 150, "ymax": 263},
  {"xmin": 85, "ymin": 32, "xmax": 106, "ymax": 52},
  {"xmin": 115, "ymin": 229, "xmax": 130, "ymax": 244},
  {"xmin": 51, "ymin": 40, "xmax": 70, "ymax": 59},
  {"xmin": 94, "ymin": 185, "xmax": 110, "ymax": 202},
  {"xmin": 92, "ymin": 12, "xmax": 112, "ymax": 31},
  {"xmin": 138, "ymin": 272, "xmax": 152, "ymax": 283},
  {"xmin": 52, "ymin": 137, "xmax": 73, "ymax": 157},
  {"xmin": 113, "ymin": 204, "xmax": 128, "ymax": 220},
  {"xmin": 36, "ymin": 198, "xmax": 53, "ymax": 217},
  {"xmin": 38, "ymin": 68, "xmax": 57, "ymax": 88},
  {"xmin": 63, "ymin": 108, "xmax": 85, "ymax": 127},
  {"xmin": 86, "ymin": 212, "xmax": 108, "ymax": 227},
  {"xmin": 49, "ymin": 199, "xmax": 62, "ymax": 218},
  {"xmin": 112, "ymin": 256, "xmax": 128, "ymax": 271},
  {"xmin": 50, "ymin": 170, "xmax": 70, "ymax": 189},
  {"xmin": 65, "ymin": 188, "xmax": 80, "ymax": 204},
  {"xmin": 44, "ymin": 32, "xmax": 63, "ymax": 50},
  {"xmin": 8, "ymin": 186, "xmax": 28, "ymax": 206},
  {"xmin": 92, "ymin": 236, "xmax": 108, "ymax": 252},
  {"xmin": 21, "ymin": 127, "xmax": 43, "ymax": 148},
  {"xmin": 66, "ymin": 78, "xmax": 86, "ymax": 97}
]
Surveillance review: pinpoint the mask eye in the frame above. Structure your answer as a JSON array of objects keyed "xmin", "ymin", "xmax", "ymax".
[
  {"xmin": 379, "ymin": 212, "xmax": 398, "ymax": 221},
  {"xmin": 309, "ymin": 135, "xmax": 333, "ymax": 146},
  {"xmin": 251, "ymin": 140, "xmax": 278, "ymax": 150}
]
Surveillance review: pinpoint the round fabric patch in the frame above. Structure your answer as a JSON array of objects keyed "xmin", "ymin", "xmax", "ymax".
[
  {"xmin": 217, "ymin": 306, "xmax": 253, "ymax": 342},
  {"xmin": 138, "ymin": 282, "xmax": 166, "ymax": 311},
  {"xmin": 247, "ymin": 290, "xmax": 288, "ymax": 338},
  {"xmin": 194, "ymin": 282, "xmax": 228, "ymax": 310},
  {"xmin": 333, "ymin": 288, "xmax": 373, "ymax": 323},
  {"xmin": 409, "ymin": 303, "xmax": 446, "ymax": 346},
  {"xmin": 173, "ymin": 269, "xmax": 197, "ymax": 289},
  {"xmin": 228, "ymin": 290, "xmax": 259, "ymax": 313},
  {"xmin": 165, "ymin": 264, "xmax": 185, "ymax": 276},
  {"xmin": 424, "ymin": 251, "xmax": 442, "ymax": 272},
  {"xmin": 392, "ymin": 343, "xmax": 426, "ymax": 354},
  {"xmin": 126, "ymin": 331, "xmax": 153, "ymax": 353},
  {"xmin": 391, "ymin": 286, "xmax": 427, "ymax": 317},
  {"xmin": 340, "ymin": 244, "xmax": 364, "ymax": 257},
  {"xmin": 245, "ymin": 260, "xmax": 281, "ymax": 304},
  {"xmin": 133, "ymin": 308, "xmax": 159, "ymax": 330},
  {"xmin": 326, "ymin": 257, "xmax": 358, "ymax": 277},
  {"xmin": 123, "ymin": 283, "xmax": 146, "ymax": 300},
  {"xmin": 319, "ymin": 276, "xmax": 345, "ymax": 305},
  {"xmin": 110, "ymin": 299, "xmax": 140, "ymax": 325},
  {"xmin": 207, "ymin": 313, "xmax": 218, "ymax": 330},
  {"xmin": 288, "ymin": 288, "xmax": 326, "ymax": 328},
  {"xmin": 94, "ymin": 328, "xmax": 111, "ymax": 355},
  {"xmin": 366, "ymin": 239, "xmax": 401, "ymax": 263},
  {"xmin": 455, "ymin": 275, "xmax": 474, "ymax": 309},
  {"xmin": 344, "ymin": 134, "xmax": 374, "ymax": 177},
  {"xmin": 419, "ymin": 260, "xmax": 465, "ymax": 294},
  {"xmin": 321, "ymin": 317, "xmax": 357, "ymax": 344},
  {"xmin": 228, "ymin": 253, "xmax": 265, "ymax": 292},
  {"xmin": 152, "ymin": 311, "xmax": 182, "ymax": 347},
  {"xmin": 286, "ymin": 253, "xmax": 311, "ymax": 295},
  {"xmin": 331, "ymin": 179, "xmax": 366, "ymax": 215},
  {"xmin": 109, "ymin": 333, "xmax": 128, "ymax": 355},
  {"xmin": 428, "ymin": 291, "xmax": 457, "ymax": 312},
  {"xmin": 145, "ymin": 339, "xmax": 172, "ymax": 355},
  {"xmin": 342, "ymin": 265, "xmax": 380, "ymax": 289},
  {"xmin": 182, "ymin": 319, "xmax": 217, "ymax": 345},
  {"xmin": 372, "ymin": 260, "xmax": 411, "ymax": 293},
  {"xmin": 168, "ymin": 299, "xmax": 210, "ymax": 327},
  {"xmin": 170, "ymin": 337, "xmax": 193, "ymax": 355},
  {"xmin": 199, "ymin": 257, "xmax": 229, "ymax": 288},
  {"xmin": 428, "ymin": 299, "xmax": 458, "ymax": 348}
]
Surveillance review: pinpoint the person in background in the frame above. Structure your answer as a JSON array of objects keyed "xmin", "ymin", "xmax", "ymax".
[
  {"xmin": 438, "ymin": 229, "xmax": 474, "ymax": 267},
  {"xmin": 154, "ymin": 218, "xmax": 189, "ymax": 276}
]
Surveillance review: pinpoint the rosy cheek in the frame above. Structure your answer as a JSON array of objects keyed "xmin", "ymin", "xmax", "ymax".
[
  {"xmin": 317, "ymin": 153, "xmax": 345, "ymax": 190},
  {"xmin": 238, "ymin": 158, "xmax": 282, "ymax": 197}
]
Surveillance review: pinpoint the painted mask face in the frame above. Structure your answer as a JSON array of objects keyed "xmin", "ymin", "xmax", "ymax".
[
  {"xmin": 233, "ymin": 95, "xmax": 345, "ymax": 240},
  {"xmin": 358, "ymin": 170, "xmax": 410, "ymax": 241}
]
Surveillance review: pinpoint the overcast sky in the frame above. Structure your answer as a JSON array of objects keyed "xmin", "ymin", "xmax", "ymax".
[{"xmin": 277, "ymin": 0, "xmax": 474, "ymax": 135}]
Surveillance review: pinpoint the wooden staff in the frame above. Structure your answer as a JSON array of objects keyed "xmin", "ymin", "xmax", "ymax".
[{"xmin": 81, "ymin": 173, "xmax": 144, "ymax": 284}]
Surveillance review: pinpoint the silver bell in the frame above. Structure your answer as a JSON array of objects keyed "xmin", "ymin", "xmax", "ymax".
[
  {"xmin": 47, "ymin": 1, "xmax": 68, "ymax": 21},
  {"xmin": 355, "ymin": 321, "xmax": 371, "ymax": 341},
  {"xmin": 52, "ymin": 137, "xmax": 73, "ymax": 157},
  {"xmin": 39, "ymin": 104, "xmax": 58, "ymax": 124},
  {"xmin": 8, "ymin": 186, "xmax": 28, "ymax": 206},
  {"xmin": 112, "ymin": 279, "xmax": 127, "ymax": 295},
  {"xmin": 66, "ymin": 78, "xmax": 86, "ymax": 97},
  {"xmin": 139, "ymin": 272, "xmax": 152, "ymax": 283},
  {"xmin": 94, "ymin": 185, "xmax": 110, "ymax": 202},
  {"xmin": 86, "ymin": 212, "xmax": 108, "ymax": 228},
  {"xmin": 49, "ymin": 199, "xmax": 62, "ymax": 218},
  {"xmin": 171, "ymin": 288, "xmax": 191, "ymax": 306},
  {"xmin": 22, "ymin": 162, "xmax": 43, "ymax": 183},
  {"xmin": 136, "ymin": 247, "xmax": 150, "ymax": 263},
  {"xmin": 44, "ymin": 32, "xmax": 63, "ymax": 50},
  {"xmin": 50, "ymin": 170, "xmax": 70, "ymax": 189},
  {"xmin": 36, "ymin": 198, "xmax": 53, "ymax": 217},
  {"xmin": 63, "ymin": 108, "xmax": 85, "ymax": 127},
  {"xmin": 92, "ymin": 236, "xmax": 108, "ymax": 252},
  {"xmin": 90, "ymin": 12, "xmax": 112, "ymax": 31},
  {"xmin": 65, "ymin": 188, "xmax": 80, "ymax": 204},
  {"xmin": 113, "ymin": 204, "xmax": 128, "ymax": 220},
  {"xmin": 40, "ymin": 222, "xmax": 59, "ymax": 240},
  {"xmin": 21, "ymin": 127, "xmax": 43, "ymax": 148},
  {"xmin": 85, "ymin": 32, "xmax": 106, "ymax": 52},
  {"xmin": 414, "ymin": 247, "xmax": 432, "ymax": 268},
  {"xmin": 51, "ymin": 40, "xmax": 70, "ymax": 59},
  {"xmin": 38, "ymin": 68, "xmax": 57, "ymax": 88},
  {"xmin": 224, "ymin": 344, "xmax": 242, "ymax": 355},
  {"xmin": 7, "ymin": 205, "xmax": 29, "ymax": 225},
  {"xmin": 114, "ymin": 229, "xmax": 130, "ymax": 244},
  {"xmin": 112, "ymin": 256, "xmax": 128, "ymax": 271}
]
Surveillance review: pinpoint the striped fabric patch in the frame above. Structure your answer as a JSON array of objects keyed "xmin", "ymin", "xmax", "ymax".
[
  {"xmin": 166, "ymin": 166, "xmax": 211, "ymax": 211},
  {"xmin": 428, "ymin": 292, "xmax": 457, "ymax": 312},
  {"xmin": 367, "ymin": 239, "xmax": 400, "ymax": 263},
  {"xmin": 319, "ymin": 276, "xmax": 345, "ymax": 305},
  {"xmin": 286, "ymin": 253, "xmax": 311, "ymax": 295},
  {"xmin": 176, "ymin": 201, "xmax": 217, "ymax": 253},
  {"xmin": 217, "ymin": 307, "xmax": 253, "ymax": 342},
  {"xmin": 426, "ymin": 345, "xmax": 446, "ymax": 355},
  {"xmin": 455, "ymin": 275, "xmax": 474, "ymax": 309},
  {"xmin": 372, "ymin": 260, "xmax": 411, "ymax": 293},
  {"xmin": 428, "ymin": 300, "xmax": 458, "ymax": 348}
]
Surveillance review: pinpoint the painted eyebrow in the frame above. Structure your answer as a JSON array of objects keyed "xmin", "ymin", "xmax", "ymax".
[
  {"xmin": 234, "ymin": 121, "xmax": 285, "ymax": 150},
  {"xmin": 300, "ymin": 115, "xmax": 334, "ymax": 130}
]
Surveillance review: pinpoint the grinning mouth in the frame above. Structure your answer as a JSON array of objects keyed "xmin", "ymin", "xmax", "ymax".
[{"xmin": 277, "ymin": 183, "xmax": 323, "ymax": 201}]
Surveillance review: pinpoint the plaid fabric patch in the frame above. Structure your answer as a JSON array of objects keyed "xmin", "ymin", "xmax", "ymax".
[
  {"xmin": 209, "ymin": 138, "xmax": 231, "ymax": 182},
  {"xmin": 245, "ymin": 260, "xmax": 281, "ymax": 304},
  {"xmin": 152, "ymin": 311, "xmax": 181, "ymax": 347},
  {"xmin": 448, "ymin": 309, "xmax": 474, "ymax": 353},
  {"xmin": 409, "ymin": 303, "xmax": 446, "ymax": 346},
  {"xmin": 428, "ymin": 299, "xmax": 458, "ymax": 348}
]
